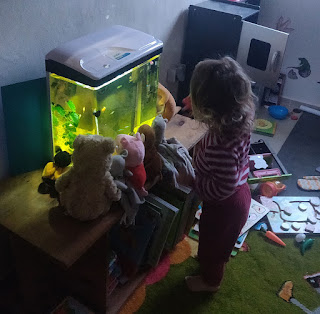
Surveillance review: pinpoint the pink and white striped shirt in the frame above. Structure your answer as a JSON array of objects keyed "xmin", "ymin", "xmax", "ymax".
[{"xmin": 194, "ymin": 131, "xmax": 250, "ymax": 201}]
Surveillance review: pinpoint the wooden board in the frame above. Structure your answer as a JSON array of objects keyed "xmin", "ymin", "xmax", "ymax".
[
  {"xmin": 107, "ymin": 272, "xmax": 147, "ymax": 314},
  {"xmin": 165, "ymin": 114, "xmax": 207, "ymax": 151},
  {"xmin": 1, "ymin": 77, "xmax": 52, "ymax": 176},
  {"xmin": 0, "ymin": 170, "xmax": 123, "ymax": 268}
]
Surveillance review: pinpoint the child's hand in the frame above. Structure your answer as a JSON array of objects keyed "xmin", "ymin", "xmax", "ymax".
[{"xmin": 181, "ymin": 95, "xmax": 193, "ymax": 116}]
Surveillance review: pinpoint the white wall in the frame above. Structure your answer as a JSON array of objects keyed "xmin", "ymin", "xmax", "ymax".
[
  {"xmin": 0, "ymin": 0, "xmax": 199, "ymax": 179},
  {"xmin": 259, "ymin": 0, "xmax": 320, "ymax": 107}
]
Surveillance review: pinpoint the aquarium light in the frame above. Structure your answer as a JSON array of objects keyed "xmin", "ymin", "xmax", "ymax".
[{"xmin": 50, "ymin": 54, "xmax": 160, "ymax": 92}]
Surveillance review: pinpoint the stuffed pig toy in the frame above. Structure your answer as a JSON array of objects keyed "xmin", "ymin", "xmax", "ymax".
[{"xmin": 115, "ymin": 133, "xmax": 148, "ymax": 197}]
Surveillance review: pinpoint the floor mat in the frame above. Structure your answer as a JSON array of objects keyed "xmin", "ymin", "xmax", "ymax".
[{"xmin": 278, "ymin": 112, "xmax": 320, "ymax": 197}]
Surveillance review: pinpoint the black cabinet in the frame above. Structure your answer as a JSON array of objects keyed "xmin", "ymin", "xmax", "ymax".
[{"xmin": 178, "ymin": 0, "xmax": 259, "ymax": 103}]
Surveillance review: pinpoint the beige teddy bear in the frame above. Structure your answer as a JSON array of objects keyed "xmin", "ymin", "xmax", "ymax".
[{"xmin": 55, "ymin": 134, "xmax": 121, "ymax": 221}]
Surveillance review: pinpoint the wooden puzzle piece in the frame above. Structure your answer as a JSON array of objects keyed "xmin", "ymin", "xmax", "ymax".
[
  {"xmin": 267, "ymin": 197, "xmax": 320, "ymax": 234},
  {"xmin": 249, "ymin": 155, "xmax": 268, "ymax": 170}
]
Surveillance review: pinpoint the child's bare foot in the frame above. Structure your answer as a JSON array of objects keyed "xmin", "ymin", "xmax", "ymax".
[{"xmin": 185, "ymin": 276, "xmax": 220, "ymax": 292}]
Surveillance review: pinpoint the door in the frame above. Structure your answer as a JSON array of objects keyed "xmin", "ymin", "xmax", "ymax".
[{"xmin": 237, "ymin": 21, "xmax": 289, "ymax": 89}]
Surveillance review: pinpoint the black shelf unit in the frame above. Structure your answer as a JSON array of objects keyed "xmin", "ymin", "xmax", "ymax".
[{"xmin": 178, "ymin": 0, "xmax": 260, "ymax": 104}]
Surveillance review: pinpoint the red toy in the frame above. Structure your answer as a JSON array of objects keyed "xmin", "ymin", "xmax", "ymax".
[{"xmin": 260, "ymin": 181, "xmax": 286, "ymax": 197}]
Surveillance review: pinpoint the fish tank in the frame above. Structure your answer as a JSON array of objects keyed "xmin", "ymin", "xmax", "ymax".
[{"xmin": 46, "ymin": 25, "xmax": 163, "ymax": 155}]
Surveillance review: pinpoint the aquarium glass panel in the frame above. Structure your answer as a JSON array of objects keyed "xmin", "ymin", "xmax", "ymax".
[{"xmin": 49, "ymin": 55, "xmax": 160, "ymax": 155}]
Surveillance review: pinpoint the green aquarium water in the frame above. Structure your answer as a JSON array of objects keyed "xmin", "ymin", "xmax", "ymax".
[{"xmin": 49, "ymin": 55, "xmax": 160, "ymax": 154}]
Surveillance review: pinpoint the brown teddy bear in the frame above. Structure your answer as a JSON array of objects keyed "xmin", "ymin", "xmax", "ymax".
[
  {"xmin": 55, "ymin": 134, "xmax": 121, "ymax": 221},
  {"xmin": 137, "ymin": 124, "xmax": 163, "ymax": 190}
]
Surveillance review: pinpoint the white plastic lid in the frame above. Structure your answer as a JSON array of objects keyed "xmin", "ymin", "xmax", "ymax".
[{"xmin": 46, "ymin": 25, "xmax": 163, "ymax": 83}]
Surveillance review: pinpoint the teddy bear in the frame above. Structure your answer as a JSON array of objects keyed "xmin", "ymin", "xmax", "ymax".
[
  {"xmin": 55, "ymin": 134, "xmax": 121, "ymax": 221},
  {"xmin": 137, "ymin": 124, "xmax": 162, "ymax": 190},
  {"xmin": 115, "ymin": 133, "xmax": 148, "ymax": 197},
  {"xmin": 110, "ymin": 150, "xmax": 144, "ymax": 226}
]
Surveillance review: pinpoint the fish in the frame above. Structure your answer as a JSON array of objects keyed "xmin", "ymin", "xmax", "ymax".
[{"xmin": 93, "ymin": 110, "xmax": 101, "ymax": 118}]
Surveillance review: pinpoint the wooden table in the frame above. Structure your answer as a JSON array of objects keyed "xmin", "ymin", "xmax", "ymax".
[
  {"xmin": 165, "ymin": 113, "xmax": 207, "ymax": 151},
  {"xmin": 0, "ymin": 114, "xmax": 207, "ymax": 313},
  {"xmin": 0, "ymin": 170, "xmax": 124, "ymax": 313}
]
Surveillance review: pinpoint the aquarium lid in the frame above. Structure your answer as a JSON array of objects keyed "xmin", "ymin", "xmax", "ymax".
[{"xmin": 45, "ymin": 25, "xmax": 163, "ymax": 87}]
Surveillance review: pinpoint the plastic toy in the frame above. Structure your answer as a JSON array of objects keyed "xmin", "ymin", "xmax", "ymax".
[
  {"xmin": 298, "ymin": 176, "xmax": 320, "ymax": 191},
  {"xmin": 300, "ymin": 238, "xmax": 314, "ymax": 255},
  {"xmin": 295, "ymin": 233, "xmax": 306, "ymax": 243},
  {"xmin": 268, "ymin": 105, "xmax": 289, "ymax": 120},
  {"xmin": 261, "ymin": 227, "xmax": 286, "ymax": 247},
  {"xmin": 261, "ymin": 196, "xmax": 320, "ymax": 234},
  {"xmin": 254, "ymin": 168, "xmax": 281, "ymax": 178},
  {"xmin": 38, "ymin": 150, "xmax": 71, "ymax": 198},
  {"xmin": 260, "ymin": 181, "xmax": 286, "ymax": 197}
]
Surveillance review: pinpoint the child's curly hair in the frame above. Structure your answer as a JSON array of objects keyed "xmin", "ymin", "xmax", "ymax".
[{"xmin": 190, "ymin": 57, "xmax": 256, "ymax": 139}]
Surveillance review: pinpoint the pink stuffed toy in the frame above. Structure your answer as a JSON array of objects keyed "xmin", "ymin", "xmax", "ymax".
[{"xmin": 116, "ymin": 133, "xmax": 148, "ymax": 197}]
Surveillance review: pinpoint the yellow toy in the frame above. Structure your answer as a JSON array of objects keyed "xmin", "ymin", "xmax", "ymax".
[{"xmin": 38, "ymin": 151, "xmax": 71, "ymax": 198}]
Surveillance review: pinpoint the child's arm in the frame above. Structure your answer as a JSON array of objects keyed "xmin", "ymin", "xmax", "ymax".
[{"xmin": 195, "ymin": 145, "xmax": 241, "ymax": 200}]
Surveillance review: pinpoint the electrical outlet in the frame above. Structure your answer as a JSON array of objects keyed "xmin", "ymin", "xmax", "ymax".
[
  {"xmin": 167, "ymin": 68, "xmax": 176, "ymax": 83},
  {"xmin": 176, "ymin": 64, "xmax": 186, "ymax": 82}
]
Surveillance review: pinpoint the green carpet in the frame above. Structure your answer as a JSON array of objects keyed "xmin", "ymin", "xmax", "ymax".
[{"xmin": 138, "ymin": 232, "xmax": 320, "ymax": 314}]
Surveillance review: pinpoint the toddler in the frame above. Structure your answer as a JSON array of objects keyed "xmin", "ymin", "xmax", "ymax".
[{"xmin": 185, "ymin": 57, "xmax": 255, "ymax": 292}]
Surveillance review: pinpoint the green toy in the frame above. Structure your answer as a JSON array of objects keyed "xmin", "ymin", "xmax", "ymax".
[{"xmin": 300, "ymin": 238, "xmax": 315, "ymax": 256}]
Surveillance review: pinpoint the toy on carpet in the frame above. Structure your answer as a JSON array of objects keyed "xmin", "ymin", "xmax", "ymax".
[
  {"xmin": 253, "ymin": 118, "xmax": 277, "ymax": 137},
  {"xmin": 137, "ymin": 124, "xmax": 162, "ymax": 190},
  {"xmin": 295, "ymin": 234, "xmax": 315, "ymax": 255},
  {"xmin": 298, "ymin": 176, "xmax": 320, "ymax": 191},
  {"xmin": 157, "ymin": 83, "xmax": 176, "ymax": 121},
  {"xmin": 268, "ymin": 105, "xmax": 289, "ymax": 120},
  {"xmin": 261, "ymin": 196, "xmax": 320, "ymax": 234},
  {"xmin": 278, "ymin": 280, "xmax": 320, "ymax": 313},
  {"xmin": 261, "ymin": 226, "xmax": 286, "ymax": 247},
  {"xmin": 240, "ymin": 199, "xmax": 270, "ymax": 236},
  {"xmin": 110, "ymin": 150, "xmax": 144, "ymax": 226},
  {"xmin": 115, "ymin": 133, "xmax": 148, "ymax": 197},
  {"xmin": 304, "ymin": 272, "xmax": 320, "ymax": 294},
  {"xmin": 38, "ymin": 150, "xmax": 71, "ymax": 198},
  {"xmin": 55, "ymin": 134, "xmax": 121, "ymax": 221}
]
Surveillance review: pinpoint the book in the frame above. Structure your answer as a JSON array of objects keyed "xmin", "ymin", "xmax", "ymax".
[
  {"xmin": 150, "ymin": 183, "xmax": 200, "ymax": 251},
  {"xmin": 110, "ymin": 204, "xmax": 158, "ymax": 277},
  {"xmin": 51, "ymin": 296, "xmax": 94, "ymax": 314},
  {"xmin": 253, "ymin": 119, "xmax": 277, "ymax": 137},
  {"xmin": 144, "ymin": 194, "xmax": 179, "ymax": 267}
]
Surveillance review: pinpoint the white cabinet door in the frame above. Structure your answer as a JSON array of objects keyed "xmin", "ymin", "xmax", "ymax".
[{"xmin": 237, "ymin": 21, "xmax": 289, "ymax": 89}]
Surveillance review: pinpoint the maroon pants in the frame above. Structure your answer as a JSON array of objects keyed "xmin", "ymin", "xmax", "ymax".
[{"xmin": 198, "ymin": 183, "xmax": 251, "ymax": 286}]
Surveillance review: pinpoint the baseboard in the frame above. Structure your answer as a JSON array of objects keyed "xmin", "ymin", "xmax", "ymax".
[{"xmin": 281, "ymin": 97, "xmax": 320, "ymax": 110}]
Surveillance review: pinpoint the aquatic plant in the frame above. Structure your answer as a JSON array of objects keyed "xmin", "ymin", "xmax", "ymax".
[{"xmin": 51, "ymin": 100, "xmax": 80, "ymax": 151}]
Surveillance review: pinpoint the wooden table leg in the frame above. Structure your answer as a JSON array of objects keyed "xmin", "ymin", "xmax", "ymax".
[
  {"xmin": 11, "ymin": 233, "xmax": 109, "ymax": 313},
  {"xmin": 10, "ymin": 235, "xmax": 61, "ymax": 314},
  {"xmin": 58, "ymin": 234, "xmax": 109, "ymax": 313}
]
